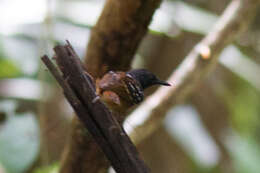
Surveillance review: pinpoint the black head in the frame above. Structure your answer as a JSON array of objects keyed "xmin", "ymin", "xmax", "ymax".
[{"xmin": 126, "ymin": 69, "xmax": 171, "ymax": 90}]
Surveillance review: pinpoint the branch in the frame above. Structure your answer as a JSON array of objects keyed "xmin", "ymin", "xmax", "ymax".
[
  {"xmin": 125, "ymin": 0, "xmax": 260, "ymax": 144},
  {"xmin": 85, "ymin": 0, "xmax": 163, "ymax": 78},
  {"xmin": 41, "ymin": 42, "xmax": 150, "ymax": 173},
  {"xmin": 60, "ymin": 0, "xmax": 163, "ymax": 172}
]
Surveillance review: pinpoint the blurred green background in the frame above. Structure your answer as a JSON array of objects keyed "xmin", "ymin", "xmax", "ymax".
[{"xmin": 0, "ymin": 0, "xmax": 260, "ymax": 173}]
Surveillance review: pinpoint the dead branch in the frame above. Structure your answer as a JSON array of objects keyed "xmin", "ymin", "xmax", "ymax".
[
  {"xmin": 126, "ymin": 0, "xmax": 260, "ymax": 144},
  {"xmin": 41, "ymin": 42, "xmax": 150, "ymax": 173},
  {"xmin": 60, "ymin": 0, "xmax": 163, "ymax": 172}
]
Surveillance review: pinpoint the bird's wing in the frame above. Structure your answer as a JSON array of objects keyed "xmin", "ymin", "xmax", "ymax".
[
  {"xmin": 123, "ymin": 75, "xmax": 144, "ymax": 104},
  {"xmin": 97, "ymin": 71, "xmax": 121, "ymax": 91}
]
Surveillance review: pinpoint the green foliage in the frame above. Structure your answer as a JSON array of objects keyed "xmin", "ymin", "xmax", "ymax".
[
  {"xmin": 0, "ymin": 58, "xmax": 21, "ymax": 78},
  {"xmin": 228, "ymin": 82, "xmax": 260, "ymax": 135},
  {"xmin": 0, "ymin": 35, "xmax": 22, "ymax": 78},
  {"xmin": 33, "ymin": 163, "xmax": 59, "ymax": 173},
  {"xmin": 227, "ymin": 135, "xmax": 260, "ymax": 173}
]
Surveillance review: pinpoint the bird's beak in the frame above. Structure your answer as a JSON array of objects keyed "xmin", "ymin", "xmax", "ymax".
[{"xmin": 155, "ymin": 80, "xmax": 171, "ymax": 86}]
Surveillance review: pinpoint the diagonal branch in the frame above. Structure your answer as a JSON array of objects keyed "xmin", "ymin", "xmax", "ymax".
[
  {"xmin": 41, "ymin": 43, "xmax": 150, "ymax": 173},
  {"xmin": 126, "ymin": 0, "xmax": 260, "ymax": 144},
  {"xmin": 60, "ymin": 0, "xmax": 163, "ymax": 172}
]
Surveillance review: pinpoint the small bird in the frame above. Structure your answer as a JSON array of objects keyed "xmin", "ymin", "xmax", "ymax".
[{"xmin": 96, "ymin": 69, "xmax": 171, "ymax": 118}]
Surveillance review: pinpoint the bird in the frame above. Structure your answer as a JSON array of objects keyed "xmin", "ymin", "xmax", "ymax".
[{"xmin": 96, "ymin": 69, "xmax": 171, "ymax": 121}]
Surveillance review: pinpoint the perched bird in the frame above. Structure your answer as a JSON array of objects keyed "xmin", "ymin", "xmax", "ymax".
[{"xmin": 96, "ymin": 69, "xmax": 171, "ymax": 118}]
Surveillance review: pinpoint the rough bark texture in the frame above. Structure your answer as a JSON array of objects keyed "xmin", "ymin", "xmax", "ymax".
[
  {"xmin": 42, "ymin": 44, "xmax": 150, "ymax": 173},
  {"xmin": 85, "ymin": 0, "xmax": 162, "ymax": 78},
  {"xmin": 126, "ymin": 0, "xmax": 260, "ymax": 145},
  {"xmin": 60, "ymin": 0, "xmax": 163, "ymax": 173}
]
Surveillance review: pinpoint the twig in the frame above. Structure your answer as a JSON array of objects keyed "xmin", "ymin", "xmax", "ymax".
[
  {"xmin": 125, "ymin": 0, "xmax": 260, "ymax": 144},
  {"xmin": 41, "ymin": 56, "xmax": 118, "ymax": 169},
  {"xmin": 41, "ymin": 43, "xmax": 150, "ymax": 173}
]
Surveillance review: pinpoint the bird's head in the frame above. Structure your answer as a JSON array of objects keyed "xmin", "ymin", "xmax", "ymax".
[{"xmin": 126, "ymin": 69, "xmax": 171, "ymax": 90}]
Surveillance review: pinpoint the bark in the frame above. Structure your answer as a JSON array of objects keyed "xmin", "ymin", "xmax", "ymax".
[
  {"xmin": 85, "ymin": 0, "xmax": 162, "ymax": 78},
  {"xmin": 60, "ymin": 0, "xmax": 163, "ymax": 172},
  {"xmin": 42, "ymin": 44, "xmax": 150, "ymax": 173}
]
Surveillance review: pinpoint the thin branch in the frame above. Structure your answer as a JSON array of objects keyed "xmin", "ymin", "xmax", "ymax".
[
  {"xmin": 125, "ymin": 0, "xmax": 260, "ymax": 144},
  {"xmin": 41, "ymin": 43, "xmax": 150, "ymax": 173}
]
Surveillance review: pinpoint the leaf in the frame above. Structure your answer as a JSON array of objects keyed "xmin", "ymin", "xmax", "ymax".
[
  {"xmin": 0, "ymin": 112, "xmax": 40, "ymax": 173},
  {"xmin": 0, "ymin": 58, "xmax": 21, "ymax": 78},
  {"xmin": 33, "ymin": 163, "xmax": 59, "ymax": 173}
]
